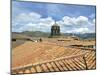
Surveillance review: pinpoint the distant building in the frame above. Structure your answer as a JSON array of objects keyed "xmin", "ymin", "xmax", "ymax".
[{"xmin": 50, "ymin": 22, "xmax": 60, "ymax": 37}]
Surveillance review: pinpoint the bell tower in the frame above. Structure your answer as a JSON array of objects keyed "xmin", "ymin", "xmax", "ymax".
[{"xmin": 50, "ymin": 21, "xmax": 60, "ymax": 37}]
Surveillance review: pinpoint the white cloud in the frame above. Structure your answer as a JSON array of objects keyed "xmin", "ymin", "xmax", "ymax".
[
  {"xmin": 29, "ymin": 12, "xmax": 41, "ymax": 19},
  {"xmin": 56, "ymin": 16, "xmax": 95, "ymax": 33},
  {"xmin": 74, "ymin": 28, "xmax": 89, "ymax": 33},
  {"xmin": 62, "ymin": 16, "xmax": 75, "ymax": 25},
  {"xmin": 12, "ymin": 12, "xmax": 95, "ymax": 33},
  {"xmin": 89, "ymin": 13, "xmax": 95, "ymax": 19},
  {"xmin": 57, "ymin": 16, "xmax": 89, "ymax": 26},
  {"xmin": 12, "ymin": 12, "xmax": 55, "ymax": 32},
  {"xmin": 75, "ymin": 16, "xmax": 88, "ymax": 25},
  {"xmin": 60, "ymin": 27, "xmax": 90, "ymax": 33},
  {"xmin": 15, "ymin": 12, "xmax": 41, "ymax": 24},
  {"xmin": 39, "ymin": 17, "xmax": 54, "ymax": 26},
  {"xmin": 68, "ymin": 27, "xmax": 94, "ymax": 34},
  {"xmin": 93, "ymin": 19, "xmax": 95, "ymax": 24}
]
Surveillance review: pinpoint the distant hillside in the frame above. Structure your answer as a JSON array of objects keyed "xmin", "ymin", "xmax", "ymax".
[
  {"xmin": 22, "ymin": 31, "xmax": 50, "ymax": 37},
  {"xmin": 75, "ymin": 33, "xmax": 96, "ymax": 39},
  {"xmin": 12, "ymin": 31, "xmax": 96, "ymax": 39},
  {"xmin": 12, "ymin": 32, "xmax": 30, "ymax": 38}
]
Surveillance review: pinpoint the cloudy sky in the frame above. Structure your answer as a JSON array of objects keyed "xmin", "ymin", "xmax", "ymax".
[{"xmin": 12, "ymin": 0, "xmax": 96, "ymax": 33}]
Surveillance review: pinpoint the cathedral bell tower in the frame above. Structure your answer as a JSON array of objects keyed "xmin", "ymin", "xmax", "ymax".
[{"xmin": 50, "ymin": 21, "xmax": 61, "ymax": 37}]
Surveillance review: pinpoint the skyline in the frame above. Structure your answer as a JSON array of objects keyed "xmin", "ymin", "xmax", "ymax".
[{"xmin": 12, "ymin": 1, "xmax": 96, "ymax": 33}]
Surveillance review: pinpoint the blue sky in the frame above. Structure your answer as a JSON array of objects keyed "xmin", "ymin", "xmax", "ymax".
[{"xmin": 12, "ymin": 1, "xmax": 96, "ymax": 33}]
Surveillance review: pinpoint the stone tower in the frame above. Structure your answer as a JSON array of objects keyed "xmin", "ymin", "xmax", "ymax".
[{"xmin": 50, "ymin": 21, "xmax": 60, "ymax": 37}]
